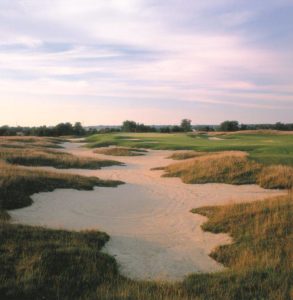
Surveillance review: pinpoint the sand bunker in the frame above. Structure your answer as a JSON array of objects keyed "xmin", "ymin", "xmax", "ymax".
[{"xmin": 9, "ymin": 142, "xmax": 285, "ymax": 281}]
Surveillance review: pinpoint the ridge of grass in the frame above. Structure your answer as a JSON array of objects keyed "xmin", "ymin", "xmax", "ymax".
[
  {"xmin": 167, "ymin": 151, "xmax": 208, "ymax": 160},
  {"xmin": 0, "ymin": 137, "xmax": 122, "ymax": 169},
  {"xmin": 94, "ymin": 147, "xmax": 147, "ymax": 156}
]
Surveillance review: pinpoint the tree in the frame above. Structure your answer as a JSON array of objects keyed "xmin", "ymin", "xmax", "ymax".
[
  {"xmin": 73, "ymin": 122, "xmax": 86, "ymax": 136},
  {"xmin": 219, "ymin": 120, "xmax": 239, "ymax": 132},
  {"xmin": 171, "ymin": 125, "xmax": 184, "ymax": 132},
  {"xmin": 53, "ymin": 122, "xmax": 74, "ymax": 136},
  {"xmin": 275, "ymin": 122, "xmax": 286, "ymax": 130},
  {"xmin": 181, "ymin": 119, "xmax": 192, "ymax": 132},
  {"xmin": 122, "ymin": 120, "xmax": 137, "ymax": 132}
]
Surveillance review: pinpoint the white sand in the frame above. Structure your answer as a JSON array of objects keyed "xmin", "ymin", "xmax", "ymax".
[{"xmin": 9, "ymin": 142, "xmax": 285, "ymax": 281}]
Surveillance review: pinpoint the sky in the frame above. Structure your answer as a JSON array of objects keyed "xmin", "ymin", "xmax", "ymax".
[{"xmin": 0, "ymin": 0, "xmax": 293, "ymax": 126}]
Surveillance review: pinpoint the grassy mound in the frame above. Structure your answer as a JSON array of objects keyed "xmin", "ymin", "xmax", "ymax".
[
  {"xmin": 94, "ymin": 147, "xmax": 147, "ymax": 156},
  {"xmin": 0, "ymin": 222, "xmax": 119, "ymax": 300},
  {"xmin": 0, "ymin": 148, "xmax": 122, "ymax": 169},
  {"xmin": 162, "ymin": 152, "xmax": 293, "ymax": 189},
  {"xmin": 257, "ymin": 165, "xmax": 293, "ymax": 189},
  {"xmin": 163, "ymin": 152, "xmax": 261, "ymax": 185},
  {"xmin": 168, "ymin": 151, "xmax": 207, "ymax": 160}
]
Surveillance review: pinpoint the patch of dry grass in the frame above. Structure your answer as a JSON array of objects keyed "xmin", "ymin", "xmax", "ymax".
[
  {"xmin": 163, "ymin": 152, "xmax": 259, "ymax": 185},
  {"xmin": 168, "ymin": 151, "xmax": 208, "ymax": 160},
  {"xmin": 0, "ymin": 137, "xmax": 122, "ymax": 169},
  {"xmin": 94, "ymin": 147, "xmax": 147, "ymax": 156},
  {"xmin": 162, "ymin": 151, "xmax": 293, "ymax": 189},
  {"xmin": 258, "ymin": 165, "xmax": 293, "ymax": 189}
]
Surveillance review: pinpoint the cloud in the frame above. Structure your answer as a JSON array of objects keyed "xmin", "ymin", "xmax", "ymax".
[{"xmin": 0, "ymin": 0, "xmax": 292, "ymax": 125}]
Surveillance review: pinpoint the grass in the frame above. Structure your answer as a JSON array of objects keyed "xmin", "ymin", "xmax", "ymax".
[
  {"xmin": 163, "ymin": 152, "xmax": 261, "ymax": 184},
  {"xmin": 94, "ymin": 147, "xmax": 147, "ymax": 156},
  {"xmin": 0, "ymin": 137, "xmax": 122, "ymax": 169},
  {"xmin": 168, "ymin": 151, "xmax": 208, "ymax": 160},
  {"xmin": 0, "ymin": 136, "xmax": 64, "ymax": 148},
  {"xmin": 86, "ymin": 131, "xmax": 293, "ymax": 166},
  {"xmin": 0, "ymin": 221, "xmax": 119, "ymax": 300},
  {"xmin": 160, "ymin": 152, "xmax": 293, "ymax": 189},
  {"xmin": 257, "ymin": 165, "xmax": 293, "ymax": 189}
]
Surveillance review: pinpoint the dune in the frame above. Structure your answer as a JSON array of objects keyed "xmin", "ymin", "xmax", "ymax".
[{"xmin": 8, "ymin": 142, "xmax": 285, "ymax": 281}]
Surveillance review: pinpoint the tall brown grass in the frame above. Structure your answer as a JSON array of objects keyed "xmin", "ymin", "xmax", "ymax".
[
  {"xmin": 164, "ymin": 152, "xmax": 260, "ymax": 185},
  {"xmin": 94, "ymin": 147, "xmax": 147, "ymax": 156},
  {"xmin": 0, "ymin": 137, "xmax": 122, "ymax": 169},
  {"xmin": 168, "ymin": 151, "xmax": 208, "ymax": 160},
  {"xmin": 258, "ymin": 165, "xmax": 293, "ymax": 189},
  {"xmin": 163, "ymin": 151, "xmax": 293, "ymax": 189}
]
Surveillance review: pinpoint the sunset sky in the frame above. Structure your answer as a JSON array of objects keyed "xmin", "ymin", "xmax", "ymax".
[{"xmin": 0, "ymin": 0, "xmax": 292, "ymax": 125}]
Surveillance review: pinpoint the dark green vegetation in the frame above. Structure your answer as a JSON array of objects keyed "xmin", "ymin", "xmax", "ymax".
[
  {"xmin": 2, "ymin": 120, "xmax": 293, "ymax": 136},
  {"xmin": 0, "ymin": 122, "xmax": 93, "ymax": 137},
  {"xmin": 86, "ymin": 131, "xmax": 293, "ymax": 166}
]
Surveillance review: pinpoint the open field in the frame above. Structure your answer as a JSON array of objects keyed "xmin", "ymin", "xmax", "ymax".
[{"xmin": 86, "ymin": 131, "xmax": 293, "ymax": 165}]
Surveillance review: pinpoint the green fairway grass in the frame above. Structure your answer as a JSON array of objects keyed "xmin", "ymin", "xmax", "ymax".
[{"xmin": 86, "ymin": 132, "xmax": 293, "ymax": 166}]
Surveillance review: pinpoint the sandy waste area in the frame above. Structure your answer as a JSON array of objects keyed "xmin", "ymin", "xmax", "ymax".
[{"xmin": 9, "ymin": 142, "xmax": 285, "ymax": 281}]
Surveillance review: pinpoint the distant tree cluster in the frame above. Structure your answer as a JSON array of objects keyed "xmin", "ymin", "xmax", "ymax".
[
  {"xmin": 121, "ymin": 119, "xmax": 193, "ymax": 133},
  {"xmin": 1, "ymin": 120, "xmax": 292, "ymax": 136},
  {"xmin": 0, "ymin": 122, "xmax": 89, "ymax": 137},
  {"xmin": 217, "ymin": 121, "xmax": 293, "ymax": 132},
  {"xmin": 121, "ymin": 120, "xmax": 157, "ymax": 132},
  {"xmin": 219, "ymin": 120, "xmax": 240, "ymax": 132}
]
